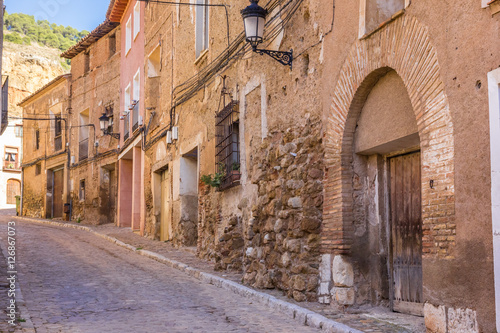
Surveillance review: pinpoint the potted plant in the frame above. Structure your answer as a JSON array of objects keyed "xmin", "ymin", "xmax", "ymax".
[
  {"xmin": 201, "ymin": 163, "xmax": 226, "ymax": 189},
  {"xmin": 231, "ymin": 162, "xmax": 241, "ymax": 181}
]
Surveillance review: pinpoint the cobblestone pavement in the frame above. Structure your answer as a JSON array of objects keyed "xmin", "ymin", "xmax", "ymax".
[
  {"xmin": 0, "ymin": 218, "xmax": 322, "ymax": 333},
  {"xmin": 90, "ymin": 224, "xmax": 425, "ymax": 333}
]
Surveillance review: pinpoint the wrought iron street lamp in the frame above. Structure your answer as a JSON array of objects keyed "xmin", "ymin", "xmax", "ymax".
[
  {"xmin": 241, "ymin": 0, "xmax": 293, "ymax": 69},
  {"xmin": 99, "ymin": 113, "xmax": 120, "ymax": 139}
]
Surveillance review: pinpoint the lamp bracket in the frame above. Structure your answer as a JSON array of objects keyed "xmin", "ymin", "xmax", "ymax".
[
  {"xmin": 104, "ymin": 130, "xmax": 120, "ymax": 140},
  {"xmin": 253, "ymin": 48, "xmax": 293, "ymax": 70}
]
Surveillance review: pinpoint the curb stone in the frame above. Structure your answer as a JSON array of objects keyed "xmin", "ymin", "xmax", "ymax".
[{"xmin": 16, "ymin": 217, "xmax": 362, "ymax": 333}]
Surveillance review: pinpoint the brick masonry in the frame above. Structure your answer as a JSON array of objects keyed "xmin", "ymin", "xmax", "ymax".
[{"xmin": 322, "ymin": 15, "xmax": 456, "ymax": 259}]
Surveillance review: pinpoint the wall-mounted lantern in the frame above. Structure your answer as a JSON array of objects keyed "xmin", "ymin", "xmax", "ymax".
[
  {"xmin": 99, "ymin": 113, "xmax": 120, "ymax": 139},
  {"xmin": 241, "ymin": 0, "xmax": 293, "ymax": 69}
]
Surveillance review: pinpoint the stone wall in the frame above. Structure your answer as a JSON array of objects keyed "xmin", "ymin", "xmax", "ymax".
[{"xmin": 242, "ymin": 115, "xmax": 324, "ymax": 302}]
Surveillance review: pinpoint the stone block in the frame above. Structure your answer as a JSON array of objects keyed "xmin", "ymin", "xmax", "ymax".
[
  {"xmin": 319, "ymin": 254, "xmax": 332, "ymax": 282},
  {"xmin": 447, "ymin": 307, "xmax": 478, "ymax": 333},
  {"xmin": 274, "ymin": 219, "xmax": 284, "ymax": 233},
  {"xmin": 288, "ymin": 197, "xmax": 303, "ymax": 208},
  {"xmin": 318, "ymin": 295, "xmax": 331, "ymax": 304},
  {"xmin": 332, "ymin": 255, "xmax": 354, "ymax": 287},
  {"xmin": 424, "ymin": 303, "xmax": 447, "ymax": 333},
  {"xmin": 319, "ymin": 281, "xmax": 331, "ymax": 295},
  {"xmin": 330, "ymin": 287, "xmax": 355, "ymax": 305}
]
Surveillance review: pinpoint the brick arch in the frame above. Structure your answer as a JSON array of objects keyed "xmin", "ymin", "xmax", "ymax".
[{"xmin": 322, "ymin": 15, "xmax": 455, "ymax": 258}]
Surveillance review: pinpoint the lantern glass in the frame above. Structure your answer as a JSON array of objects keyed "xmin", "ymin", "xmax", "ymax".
[
  {"xmin": 244, "ymin": 15, "xmax": 265, "ymax": 48},
  {"xmin": 99, "ymin": 113, "xmax": 109, "ymax": 132}
]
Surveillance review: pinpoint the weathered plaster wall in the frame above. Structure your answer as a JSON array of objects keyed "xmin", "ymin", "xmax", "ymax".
[
  {"xmin": 322, "ymin": 0, "xmax": 499, "ymax": 330},
  {"xmin": 68, "ymin": 27, "xmax": 121, "ymax": 225},
  {"xmin": 141, "ymin": 0, "xmax": 331, "ymax": 305},
  {"xmin": 21, "ymin": 76, "xmax": 71, "ymax": 218}
]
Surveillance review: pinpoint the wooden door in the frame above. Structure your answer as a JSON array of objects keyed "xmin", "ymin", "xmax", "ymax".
[
  {"xmin": 6, "ymin": 179, "xmax": 20, "ymax": 204},
  {"xmin": 390, "ymin": 152, "xmax": 423, "ymax": 316},
  {"xmin": 109, "ymin": 170, "xmax": 117, "ymax": 224},
  {"xmin": 160, "ymin": 170, "xmax": 172, "ymax": 241},
  {"xmin": 53, "ymin": 169, "xmax": 64, "ymax": 218}
]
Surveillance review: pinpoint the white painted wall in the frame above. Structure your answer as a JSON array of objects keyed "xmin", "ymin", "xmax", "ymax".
[
  {"xmin": 488, "ymin": 67, "xmax": 500, "ymax": 332},
  {"xmin": 0, "ymin": 119, "xmax": 23, "ymax": 209}
]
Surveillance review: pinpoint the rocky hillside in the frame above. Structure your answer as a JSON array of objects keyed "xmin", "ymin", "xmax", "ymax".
[{"xmin": 3, "ymin": 39, "xmax": 68, "ymax": 116}]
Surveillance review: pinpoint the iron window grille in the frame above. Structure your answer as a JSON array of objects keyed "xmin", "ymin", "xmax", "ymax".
[
  {"xmin": 35, "ymin": 129, "xmax": 40, "ymax": 150},
  {"xmin": 215, "ymin": 101, "xmax": 240, "ymax": 191},
  {"xmin": 79, "ymin": 138, "xmax": 89, "ymax": 161},
  {"xmin": 55, "ymin": 116, "xmax": 62, "ymax": 151},
  {"xmin": 132, "ymin": 101, "xmax": 139, "ymax": 133}
]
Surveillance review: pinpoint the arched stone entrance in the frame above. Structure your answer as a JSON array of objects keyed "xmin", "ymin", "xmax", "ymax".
[{"xmin": 319, "ymin": 15, "xmax": 455, "ymax": 315}]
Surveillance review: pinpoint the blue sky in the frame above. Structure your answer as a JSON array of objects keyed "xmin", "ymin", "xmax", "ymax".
[{"xmin": 5, "ymin": 0, "xmax": 111, "ymax": 32}]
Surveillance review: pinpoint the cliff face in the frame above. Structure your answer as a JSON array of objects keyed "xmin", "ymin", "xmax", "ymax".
[{"xmin": 3, "ymin": 40, "xmax": 68, "ymax": 116}]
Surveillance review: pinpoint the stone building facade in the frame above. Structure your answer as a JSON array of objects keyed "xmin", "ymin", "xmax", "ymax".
[
  {"xmin": 19, "ymin": 74, "xmax": 71, "ymax": 218},
  {"xmin": 61, "ymin": 21, "xmax": 121, "ymax": 225},
  {"xmin": 18, "ymin": 0, "xmax": 500, "ymax": 331}
]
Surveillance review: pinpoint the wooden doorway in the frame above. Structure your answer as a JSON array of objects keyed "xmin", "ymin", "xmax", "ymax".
[
  {"xmin": 389, "ymin": 152, "xmax": 423, "ymax": 316},
  {"xmin": 6, "ymin": 179, "xmax": 20, "ymax": 204},
  {"xmin": 53, "ymin": 169, "xmax": 64, "ymax": 218},
  {"xmin": 160, "ymin": 169, "xmax": 172, "ymax": 241}
]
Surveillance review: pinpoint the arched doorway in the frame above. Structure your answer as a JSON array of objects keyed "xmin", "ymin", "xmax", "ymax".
[
  {"xmin": 6, "ymin": 179, "xmax": 21, "ymax": 205},
  {"xmin": 350, "ymin": 69, "xmax": 422, "ymax": 314},
  {"xmin": 320, "ymin": 15, "xmax": 455, "ymax": 319}
]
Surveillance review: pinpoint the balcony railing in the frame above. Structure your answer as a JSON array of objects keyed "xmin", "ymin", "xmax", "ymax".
[
  {"xmin": 55, "ymin": 136, "xmax": 62, "ymax": 151},
  {"xmin": 132, "ymin": 101, "xmax": 139, "ymax": 133},
  {"xmin": 3, "ymin": 160, "xmax": 20, "ymax": 171},
  {"xmin": 124, "ymin": 112, "xmax": 130, "ymax": 141},
  {"xmin": 79, "ymin": 138, "xmax": 88, "ymax": 161}
]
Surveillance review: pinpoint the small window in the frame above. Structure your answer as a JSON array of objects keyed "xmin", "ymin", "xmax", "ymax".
[
  {"xmin": 126, "ymin": 16, "xmax": 132, "ymax": 54},
  {"xmin": 195, "ymin": 0, "xmax": 209, "ymax": 59},
  {"xmin": 215, "ymin": 101, "xmax": 240, "ymax": 190},
  {"xmin": 14, "ymin": 125, "xmax": 22, "ymax": 137},
  {"xmin": 84, "ymin": 51, "xmax": 90, "ymax": 73},
  {"xmin": 359, "ymin": 0, "xmax": 407, "ymax": 38},
  {"xmin": 133, "ymin": 2, "xmax": 141, "ymax": 40},
  {"xmin": 109, "ymin": 33, "xmax": 116, "ymax": 58},
  {"xmin": 79, "ymin": 180, "xmax": 85, "ymax": 200},
  {"xmin": 35, "ymin": 163, "xmax": 41, "ymax": 176},
  {"xmin": 35, "ymin": 129, "xmax": 40, "ymax": 150},
  {"xmin": 4, "ymin": 148, "xmax": 18, "ymax": 170},
  {"xmin": 55, "ymin": 116, "xmax": 62, "ymax": 137},
  {"xmin": 147, "ymin": 45, "xmax": 161, "ymax": 78}
]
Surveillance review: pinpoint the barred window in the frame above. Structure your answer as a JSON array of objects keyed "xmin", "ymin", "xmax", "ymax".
[{"xmin": 215, "ymin": 101, "xmax": 240, "ymax": 191}]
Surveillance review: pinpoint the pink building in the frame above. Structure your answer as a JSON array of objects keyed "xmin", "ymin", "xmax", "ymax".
[{"xmin": 107, "ymin": 0, "xmax": 145, "ymax": 233}]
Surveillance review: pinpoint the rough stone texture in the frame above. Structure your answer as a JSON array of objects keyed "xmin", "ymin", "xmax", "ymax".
[
  {"xmin": 424, "ymin": 303, "xmax": 447, "ymax": 333},
  {"xmin": 447, "ymin": 307, "xmax": 478, "ymax": 333},
  {"xmin": 242, "ymin": 116, "xmax": 324, "ymax": 302},
  {"xmin": 331, "ymin": 255, "xmax": 354, "ymax": 287}
]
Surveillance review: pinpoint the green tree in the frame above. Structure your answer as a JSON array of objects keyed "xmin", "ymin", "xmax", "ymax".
[{"xmin": 3, "ymin": 12, "xmax": 87, "ymax": 51}]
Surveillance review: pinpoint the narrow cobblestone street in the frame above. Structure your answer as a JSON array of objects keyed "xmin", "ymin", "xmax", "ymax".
[{"xmin": 0, "ymin": 215, "xmax": 323, "ymax": 333}]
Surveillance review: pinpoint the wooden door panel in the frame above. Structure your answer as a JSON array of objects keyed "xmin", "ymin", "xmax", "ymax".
[
  {"xmin": 390, "ymin": 152, "xmax": 423, "ymax": 316},
  {"xmin": 53, "ymin": 170, "xmax": 64, "ymax": 218},
  {"xmin": 161, "ymin": 170, "xmax": 172, "ymax": 241}
]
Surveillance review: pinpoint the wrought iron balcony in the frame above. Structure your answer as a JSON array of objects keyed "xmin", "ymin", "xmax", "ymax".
[{"xmin": 3, "ymin": 159, "xmax": 20, "ymax": 171}]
